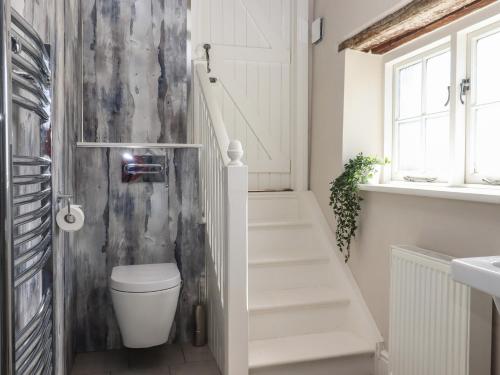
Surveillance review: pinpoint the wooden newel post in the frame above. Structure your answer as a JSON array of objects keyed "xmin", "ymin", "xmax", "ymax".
[
  {"xmin": 225, "ymin": 139, "xmax": 248, "ymax": 375},
  {"xmin": 227, "ymin": 140, "xmax": 244, "ymax": 166}
]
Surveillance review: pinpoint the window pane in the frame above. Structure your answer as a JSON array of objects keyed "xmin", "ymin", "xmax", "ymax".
[
  {"xmin": 474, "ymin": 106, "xmax": 500, "ymax": 176},
  {"xmin": 426, "ymin": 51, "xmax": 450, "ymax": 114},
  {"xmin": 476, "ymin": 31, "xmax": 500, "ymax": 104},
  {"xmin": 425, "ymin": 116, "xmax": 449, "ymax": 177},
  {"xmin": 398, "ymin": 62, "xmax": 422, "ymax": 119},
  {"xmin": 398, "ymin": 121, "xmax": 422, "ymax": 172}
]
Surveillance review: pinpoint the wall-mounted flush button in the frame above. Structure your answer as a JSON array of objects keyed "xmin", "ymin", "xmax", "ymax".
[{"xmin": 122, "ymin": 154, "xmax": 166, "ymax": 183}]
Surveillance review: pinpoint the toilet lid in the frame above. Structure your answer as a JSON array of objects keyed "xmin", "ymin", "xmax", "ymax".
[{"xmin": 110, "ymin": 263, "xmax": 181, "ymax": 293}]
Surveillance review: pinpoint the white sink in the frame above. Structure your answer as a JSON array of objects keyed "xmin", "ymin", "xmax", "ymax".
[{"xmin": 451, "ymin": 256, "xmax": 500, "ymax": 311}]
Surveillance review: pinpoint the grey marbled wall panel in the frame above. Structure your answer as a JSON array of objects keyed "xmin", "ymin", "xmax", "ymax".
[
  {"xmin": 83, "ymin": 0, "xmax": 188, "ymax": 143},
  {"xmin": 75, "ymin": 147, "xmax": 203, "ymax": 352}
]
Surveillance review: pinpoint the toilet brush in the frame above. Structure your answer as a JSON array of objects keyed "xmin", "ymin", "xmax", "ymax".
[{"xmin": 193, "ymin": 279, "xmax": 207, "ymax": 347}]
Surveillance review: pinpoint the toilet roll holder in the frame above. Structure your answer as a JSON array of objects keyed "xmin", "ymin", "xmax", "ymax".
[{"xmin": 57, "ymin": 193, "xmax": 76, "ymax": 224}]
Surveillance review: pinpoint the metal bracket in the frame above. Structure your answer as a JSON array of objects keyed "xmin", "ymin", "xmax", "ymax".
[
  {"xmin": 57, "ymin": 193, "xmax": 76, "ymax": 224},
  {"xmin": 203, "ymin": 43, "xmax": 211, "ymax": 73},
  {"xmin": 11, "ymin": 36, "xmax": 22, "ymax": 54},
  {"xmin": 56, "ymin": 193, "xmax": 73, "ymax": 202}
]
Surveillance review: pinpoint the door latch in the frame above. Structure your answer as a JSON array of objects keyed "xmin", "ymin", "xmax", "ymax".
[{"xmin": 460, "ymin": 78, "xmax": 471, "ymax": 105}]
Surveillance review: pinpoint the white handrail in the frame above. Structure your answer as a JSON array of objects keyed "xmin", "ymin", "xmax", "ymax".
[
  {"xmin": 194, "ymin": 61, "xmax": 249, "ymax": 375},
  {"xmin": 195, "ymin": 64, "xmax": 231, "ymax": 166}
]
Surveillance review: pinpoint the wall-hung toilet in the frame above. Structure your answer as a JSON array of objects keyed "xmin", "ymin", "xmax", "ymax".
[{"xmin": 110, "ymin": 263, "xmax": 181, "ymax": 348}]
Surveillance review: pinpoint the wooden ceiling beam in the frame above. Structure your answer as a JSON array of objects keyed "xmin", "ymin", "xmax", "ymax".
[{"xmin": 339, "ymin": 0, "xmax": 496, "ymax": 54}]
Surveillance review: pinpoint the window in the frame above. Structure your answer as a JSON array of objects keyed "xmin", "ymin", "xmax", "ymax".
[
  {"xmin": 392, "ymin": 46, "xmax": 451, "ymax": 181},
  {"xmin": 388, "ymin": 20, "xmax": 500, "ymax": 186},
  {"xmin": 467, "ymin": 25, "xmax": 500, "ymax": 183}
]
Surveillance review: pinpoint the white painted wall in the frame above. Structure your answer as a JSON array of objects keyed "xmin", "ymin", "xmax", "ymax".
[
  {"xmin": 342, "ymin": 49, "xmax": 384, "ymax": 162},
  {"xmin": 310, "ymin": 1, "xmax": 500, "ymax": 373},
  {"xmin": 311, "ymin": 0, "xmax": 406, "ymax": 229}
]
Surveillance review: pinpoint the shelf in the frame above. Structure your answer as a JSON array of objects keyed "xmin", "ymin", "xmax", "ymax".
[{"xmin": 76, "ymin": 142, "xmax": 203, "ymax": 149}]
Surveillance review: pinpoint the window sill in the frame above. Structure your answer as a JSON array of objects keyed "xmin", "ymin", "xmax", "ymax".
[{"xmin": 359, "ymin": 182, "xmax": 500, "ymax": 204}]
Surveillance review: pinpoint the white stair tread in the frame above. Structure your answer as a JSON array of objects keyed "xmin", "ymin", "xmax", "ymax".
[
  {"xmin": 249, "ymin": 287, "xmax": 350, "ymax": 312},
  {"xmin": 249, "ymin": 253, "xmax": 329, "ymax": 266},
  {"xmin": 249, "ymin": 221, "xmax": 312, "ymax": 229},
  {"xmin": 249, "ymin": 331, "xmax": 374, "ymax": 369}
]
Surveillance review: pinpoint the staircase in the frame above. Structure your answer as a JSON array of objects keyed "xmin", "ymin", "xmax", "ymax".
[{"xmin": 248, "ymin": 192, "xmax": 382, "ymax": 375}]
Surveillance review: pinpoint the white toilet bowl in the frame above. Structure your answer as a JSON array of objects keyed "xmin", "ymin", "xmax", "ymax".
[{"xmin": 110, "ymin": 263, "xmax": 181, "ymax": 348}]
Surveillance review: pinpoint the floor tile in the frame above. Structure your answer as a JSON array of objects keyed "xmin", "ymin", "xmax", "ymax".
[
  {"xmin": 72, "ymin": 371, "xmax": 109, "ymax": 375},
  {"xmin": 127, "ymin": 345, "xmax": 185, "ymax": 370},
  {"xmin": 170, "ymin": 360, "xmax": 221, "ymax": 375},
  {"xmin": 73, "ymin": 344, "xmax": 219, "ymax": 375},
  {"xmin": 72, "ymin": 350, "xmax": 128, "ymax": 374},
  {"xmin": 182, "ymin": 344, "xmax": 214, "ymax": 363},
  {"xmin": 111, "ymin": 370, "xmax": 169, "ymax": 375}
]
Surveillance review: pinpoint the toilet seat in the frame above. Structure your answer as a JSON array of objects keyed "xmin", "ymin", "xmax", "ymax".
[{"xmin": 110, "ymin": 263, "xmax": 181, "ymax": 293}]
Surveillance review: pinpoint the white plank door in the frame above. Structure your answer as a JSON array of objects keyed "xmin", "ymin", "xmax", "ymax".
[{"xmin": 194, "ymin": 0, "xmax": 294, "ymax": 191}]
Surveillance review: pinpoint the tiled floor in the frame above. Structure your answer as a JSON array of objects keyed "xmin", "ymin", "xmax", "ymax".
[{"xmin": 71, "ymin": 344, "xmax": 222, "ymax": 375}]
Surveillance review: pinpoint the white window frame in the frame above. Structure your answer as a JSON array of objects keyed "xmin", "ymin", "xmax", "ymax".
[
  {"xmin": 384, "ymin": 9, "xmax": 500, "ymax": 189},
  {"xmin": 391, "ymin": 43, "xmax": 451, "ymax": 182},
  {"xmin": 465, "ymin": 21, "xmax": 500, "ymax": 184}
]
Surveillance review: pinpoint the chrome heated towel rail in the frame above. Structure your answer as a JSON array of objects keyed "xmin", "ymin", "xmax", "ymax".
[{"xmin": 1, "ymin": 2, "xmax": 53, "ymax": 374}]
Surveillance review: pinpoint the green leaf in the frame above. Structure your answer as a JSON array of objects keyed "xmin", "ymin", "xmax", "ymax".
[{"xmin": 329, "ymin": 153, "xmax": 390, "ymax": 262}]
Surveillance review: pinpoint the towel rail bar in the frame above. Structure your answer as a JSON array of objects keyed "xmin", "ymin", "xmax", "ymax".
[
  {"xmin": 15, "ymin": 305, "xmax": 51, "ymax": 361},
  {"xmin": 12, "ymin": 53, "xmax": 48, "ymax": 86},
  {"xmin": 13, "ymin": 173, "xmax": 51, "ymax": 186},
  {"xmin": 16, "ymin": 321, "xmax": 51, "ymax": 374},
  {"xmin": 14, "ymin": 201, "xmax": 51, "ymax": 227},
  {"xmin": 15, "ymin": 291, "xmax": 51, "ymax": 350},
  {"xmin": 14, "ymin": 188, "xmax": 51, "ymax": 206},
  {"xmin": 12, "ymin": 72, "xmax": 49, "ymax": 103},
  {"xmin": 14, "ymin": 246, "xmax": 51, "ymax": 287},
  {"xmin": 12, "ymin": 94, "xmax": 49, "ymax": 121},
  {"xmin": 13, "ymin": 155, "xmax": 51, "ymax": 167},
  {"xmin": 11, "ymin": 9, "xmax": 49, "ymax": 61},
  {"xmin": 11, "ymin": 30, "xmax": 49, "ymax": 75},
  {"xmin": 13, "ymin": 216, "xmax": 51, "ymax": 246},
  {"xmin": 15, "ymin": 236, "xmax": 51, "ymax": 267},
  {"xmin": 29, "ymin": 343, "xmax": 52, "ymax": 375}
]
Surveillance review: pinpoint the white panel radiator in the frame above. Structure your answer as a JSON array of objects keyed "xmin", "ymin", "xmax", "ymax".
[{"xmin": 389, "ymin": 246, "xmax": 491, "ymax": 375}]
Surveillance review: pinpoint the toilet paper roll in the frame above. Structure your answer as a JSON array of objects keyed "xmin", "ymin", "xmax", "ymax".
[{"xmin": 56, "ymin": 205, "xmax": 85, "ymax": 232}]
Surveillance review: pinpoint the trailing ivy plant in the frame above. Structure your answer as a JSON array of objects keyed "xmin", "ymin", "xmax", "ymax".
[{"xmin": 329, "ymin": 154, "xmax": 389, "ymax": 262}]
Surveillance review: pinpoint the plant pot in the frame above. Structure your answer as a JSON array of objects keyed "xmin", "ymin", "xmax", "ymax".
[{"xmin": 366, "ymin": 165, "xmax": 382, "ymax": 185}]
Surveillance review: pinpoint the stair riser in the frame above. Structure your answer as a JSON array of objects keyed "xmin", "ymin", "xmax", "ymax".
[
  {"xmin": 249, "ymin": 196, "xmax": 301, "ymax": 223},
  {"xmin": 249, "ymin": 354, "xmax": 374, "ymax": 375},
  {"xmin": 249, "ymin": 304, "xmax": 350, "ymax": 340},
  {"xmin": 248, "ymin": 192, "xmax": 379, "ymax": 375},
  {"xmin": 249, "ymin": 263, "xmax": 331, "ymax": 292},
  {"xmin": 249, "ymin": 227, "xmax": 322, "ymax": 260}
]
